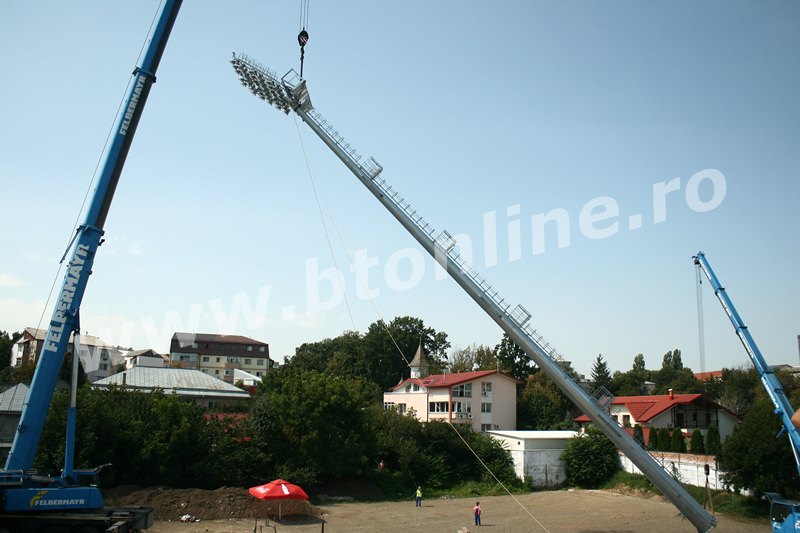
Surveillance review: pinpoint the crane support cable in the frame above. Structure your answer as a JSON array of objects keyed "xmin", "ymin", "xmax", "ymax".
[
  {"xmin": 695, "ymin": 263, "xmax": 707, "ymax": 373},
  {"xmin": 292, "ymin": 115, "xmax": 357, "ymax": 332},
  {"xmin": 37, "ymin": 0, "xmax": 168, "ymax": 336},
  {"xmin": 445, "ymin": 421, "xmax": 551, "ymax": 533},
  {"xmin": 291, "ymin": 116, "xmax": 412, "ymax": 367}
]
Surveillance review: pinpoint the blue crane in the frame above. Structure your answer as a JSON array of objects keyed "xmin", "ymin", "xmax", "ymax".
[
  {"xmin": 0, "ymin": 1, "xmax": 182, "ymax": 531},
  {"xmin": 693, "ymin": 251, "xmax": 800, "ymax": 532}
]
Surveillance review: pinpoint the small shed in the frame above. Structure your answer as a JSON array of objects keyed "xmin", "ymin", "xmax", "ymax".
[{"xmin": 488, "ymin": 429, "xmax": 579, "ymax": 487}]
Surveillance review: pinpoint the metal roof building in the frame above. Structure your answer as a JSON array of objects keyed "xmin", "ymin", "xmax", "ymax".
[{"xmin": 92, "ymin": 367, "xmax": 250, "ymax": 408}]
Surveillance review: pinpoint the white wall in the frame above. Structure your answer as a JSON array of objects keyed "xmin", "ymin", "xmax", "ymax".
[{"xmin": 618, "ymin": 451, "xmax": 742, "ymax": 492}]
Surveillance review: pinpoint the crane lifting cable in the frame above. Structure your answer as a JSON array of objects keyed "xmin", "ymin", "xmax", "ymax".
[{"xmin": 298, "ymin": 0, "xmax": 310, "ymax": 77}]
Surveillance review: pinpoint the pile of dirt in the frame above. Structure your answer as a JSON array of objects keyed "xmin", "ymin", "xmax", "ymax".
[{"xmin": 105, "ymin": 486, "xmax": 322, "ymax": 522}]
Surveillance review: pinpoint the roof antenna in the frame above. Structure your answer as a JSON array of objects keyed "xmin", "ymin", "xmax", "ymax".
[{"xmin": 298, "ymin": 0, "xmax": 310, "ymax": 78}]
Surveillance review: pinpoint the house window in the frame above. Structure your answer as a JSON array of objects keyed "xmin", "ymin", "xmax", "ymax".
[
  {"xmin": 412, "ymin": 383, "xmax": 420, "ymax": 392},
  {"xmin": 406, "ymin": 384, "xmax": 413, "ymax": 393},
  {"xmin": 255, "ymin": 371, "xmax": 262, "ymax": 377},
  {"xmin": 99, "ymin": 363, "xmax": 108, "ymax": 371},
  {"xmin": 227, "ymin": 357, "xmax": 239, "ymax": 363},
  {"xmin": 452, "ymin": 383, "xmax": 472, "ymax": 398},
  {"xmin": 622, "ymin": 415, "xmax": 631, "ymax": 427},
  {"xmin": 429, "ymin": 402, "xmax": 449, "ymax": 413},
  {"xmin": 384, "ymin": 402, "xmax": 395, "ymax": 410},
  {"xmin": 452, "ymin": 401, "xmax": 471, "ymax": 414},
  {"xmin": 245, "ymin": 359, "xmax": 252, "ymax": 365},
  {"xmin": 247, "ymin": 345, "xmax": 253, "ymax": 351},
  {"xmin": 202, "ymin": 356, "xmax": 210, "ymax": 363},
  {"xmin": 259, "ymin": 346, "xmax": 266, "ymax": 352},
  {"xmin": 481, "ymin": 382, "xmax": 492, "ymax": 396},
  {"xmin": 612, "ymin": 415, "xmax": 619, "ymax": 424},
  {"xmin": 224, "ymin": 369, "xmax": 233, "ymax": 376},
  {"xmin": 481, "ymin": 403, "xmax": 491, "ymax": 413},
  {"xmin": 216, "ymin": 357, "xmax": 221, "ymax": 363},
  {"xmin": 481, "ymin": 424, "xmax": 492, "ymax": 432},
  {"xmin": 214, "ymin": 369, "xmax": 220, "ymax": 375}
]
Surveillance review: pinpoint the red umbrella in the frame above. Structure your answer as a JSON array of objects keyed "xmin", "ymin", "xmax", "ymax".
[{"xmin": 249, "ymin": 479, "xmax": 309, "ymax": 520}]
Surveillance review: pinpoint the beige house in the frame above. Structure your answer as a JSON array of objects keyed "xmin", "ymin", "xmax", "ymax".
[
  {"xmin": 169, "ymin": 332, "xmax": 273, "ymax": 383},
  {"xmin": 383, "ymin": 345, "xmax": 518, "ymax": 431}
]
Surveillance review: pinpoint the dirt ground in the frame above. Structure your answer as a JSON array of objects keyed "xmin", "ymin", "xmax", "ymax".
[{"xmin": 108, "ymin": 486, "xmax": 765, "ymax": 533}]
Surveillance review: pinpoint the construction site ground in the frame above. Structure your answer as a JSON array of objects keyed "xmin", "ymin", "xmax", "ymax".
[{"xmin": 108, "ymin": 485, "xmax": 764, "ymax": 532}]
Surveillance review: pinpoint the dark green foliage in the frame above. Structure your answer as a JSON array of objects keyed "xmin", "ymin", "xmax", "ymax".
[
  {"xmin": 562, "ymin": 426, "xmax": 620, "ymax": 488},
  {"xmin": 287, "ymin": 317, "xmax": 450, "ymax": 392},
  {"xmin": 690, "ymin": 429, "xmax": 705, "ymax": 454},
  {"xmin": 0, "ymin": 330, "xmax": 22, "ymax": 370},
  {"xmin": 517, "ymin": 370, "xmax": 575, "ymax": 430},
  {"xmin": 703, "ymin": 367, "xmax": 759, "ymax": 416},
  {"xmin": 36, "ymin": 385, "xmax": 212, "ymax": 487},
  {"xmin": 670, "ymin": 429, "xmax": 686, "ymax": 453},
  {"xmin": 608, "ymin": 353, "xmax": 650, "ymax": 396},
  {"xmin": 591, "ymin": 354, "xmax": 612, "ymax": 391},
  {"xmin": 250, "ymin": 367, "xmax": 378, "ymax": 484},
  {"xmin": 718, "ymin": 395, "xmax": 800, "ymax": 499},
  {"xmin": 632, "ymin": 424, "xmax": 645, "ymax": 448},
  {"xmin": 495, "ymin": 333, "xmax": 534, "ymax": 382},
  {"xmin": 656, "ymin": 427, "xmax": 672, "ymax": 451},
  {"xmin": 705, "ymin": 424, "xmax": 721, "ymax": 456}
]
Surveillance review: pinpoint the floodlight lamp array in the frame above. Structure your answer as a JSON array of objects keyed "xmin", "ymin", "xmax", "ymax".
[{"xmin": 231, "ymin": 53, "xmax": 293, "ymax": 114}]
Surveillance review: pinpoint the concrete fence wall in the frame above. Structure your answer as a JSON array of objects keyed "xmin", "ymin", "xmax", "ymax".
[{"xmin": 619, "ymin": 451, "xmax": 730, "ymax": 491}]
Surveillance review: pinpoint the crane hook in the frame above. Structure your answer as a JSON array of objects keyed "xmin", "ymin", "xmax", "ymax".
[{"xmin": 298, "ymin": 28, "xmax": 309, "ymax": 78}]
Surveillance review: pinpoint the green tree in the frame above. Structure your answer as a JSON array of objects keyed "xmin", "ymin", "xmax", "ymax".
[
  {"xmin": 655, "ymin": 427, "xmax": 672, "ymax": 451},
  {"xmin": 36, "ymin": 385, "xmax": 213, "ymax": 487},
  {"xmin": 591, "ymin": 354, "xmax": 612, "ymax": 391},
  {"xmin": 632, "ymin": 424, "xmax": 645, "ymax": 448},
  {"xmin": 0, "ymin": 330, "xmax": 22, "ymax": 369},
  {"xmin": 562, "ymin": 426, "xmax": 620, "ymax": 488},
  {"xmin": 495, "ymin": 333, "xmax": 534, "ymax": 382},
  {"xmin": 473, "ymin": 344, "xmax": 497, "ymax": 371},
  {"xmin": 250, "ymin": 368, "xmax": 378, "ymax": 484},
  {"xmin": 690, "ymin": 429, "xmax": 705, "ymax": 454},
  {"xmin": 718, "ymin": 395, "xmax": 800, "ymax": 498},
  {"xmin": 360, "ymin": 316, "xmax": 450, "ymax": 391},
  {"xmin": 670, "ymin": 429, "xmax": 686, "ymax": 453},
  {"xmin": 705, "ymin": 424, "xmax": 721, "ymax": 456},
  {"xmin": 517, "ymin": 370, "xmax": 575, "ymax": 430},
  {"xmin": 632, "ymin": 353, "xmax": 646, "ymax": 374},
  {"xmin": 448, "ymin": 345, "xmax": 477, "ymax": 373}
]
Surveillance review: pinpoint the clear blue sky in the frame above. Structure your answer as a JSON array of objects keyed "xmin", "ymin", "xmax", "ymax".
[{"xmin": 1, "ymin": 0, "xmax": 798, "ymax": 378}]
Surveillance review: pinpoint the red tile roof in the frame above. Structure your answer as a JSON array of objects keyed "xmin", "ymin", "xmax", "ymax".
[
  {"xmin": 390, "ymin": 370, "xmax": 517, "ymax": 391},
  {"xmin": 574, "ymin": 393, "xmax": 731, "ymax": 423},
  {"xmin": 694, "ymin": 370, "xmax": 723, "ymax": 381}
]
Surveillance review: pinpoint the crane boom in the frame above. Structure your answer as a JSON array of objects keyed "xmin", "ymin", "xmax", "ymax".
[
  {"xmin": 6, "ymin": 0, "xmax": 182, "ymax": 474},
  {"xmin": 693, "ymin": 251, "xmax": 800, "ymax": 471},
  {"xmin": 231, "ymin": 54, "xmax": 716, "ymax": 533}
]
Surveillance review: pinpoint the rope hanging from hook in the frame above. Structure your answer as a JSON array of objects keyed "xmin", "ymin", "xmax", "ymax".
[{"xmin": 298, "ymin": 0, "xmax": 310, "ymax": 77}]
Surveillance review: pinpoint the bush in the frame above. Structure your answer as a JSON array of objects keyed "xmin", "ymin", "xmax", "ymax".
[
  {"xmin": 690, "ymin": 429, "xmax": 705, "ymax": 454},
  {"xmin": 562, "ymin": 427, "xmax": 620, "ymax": 488},
  {"xmin": 705, "ymin": 424, "xmax": 721, "ymax": 456},
  {"xmin": 670, "ymin": 429, "xmax": 686, "ymax": 453}
]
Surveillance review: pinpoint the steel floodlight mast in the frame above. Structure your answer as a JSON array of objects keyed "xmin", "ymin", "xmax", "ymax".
[{"xmin": 230, "ymin": 53, "xmax": 716, "ymax": 533}]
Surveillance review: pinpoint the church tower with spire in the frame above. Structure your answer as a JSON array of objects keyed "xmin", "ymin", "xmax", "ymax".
[{"xmin": 409, "ymin": 342, "xmax": 430, "ymax": 379}]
